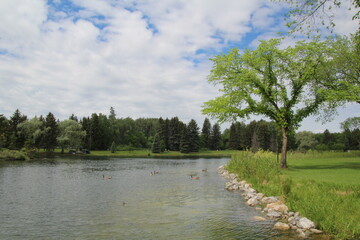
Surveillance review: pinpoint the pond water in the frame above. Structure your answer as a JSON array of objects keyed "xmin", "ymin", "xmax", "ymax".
[{"xmin": 0, "ymin": 157, "xmax": 304, "ymax": 239}]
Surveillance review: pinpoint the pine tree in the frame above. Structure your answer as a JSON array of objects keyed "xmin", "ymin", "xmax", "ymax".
[
  {"xmin": 43, "ymin": 112, "xmax": 58, "ymax": 151},
  {"xmin": 180, "ymin": 124, "xmax": 190, "ymax": 153},
  {"xmin": 90, "ymin": 113, "xmax": 104, "ymax": 150},
  {"xmin": 200, "ymin": 118, "xmax": 211, "ymax": 149},
  {"xmin": 210, "ymin": 123, "xmax": 221, "ymax": 150},
  {"xmin": 151, "ymin": 133, "xmax": 164, "ymax": 153},
  {"xmin": 229, "ymin": 123, "xmax": 240, "ymax": 150},
  {"xmin": 187, "ymin": 119, "xmax": 200, "ymax": 152},
  {"xmin": 9, "ymin": 109, "xmax": 27, "ymax": 149},
  {"xmin": 158, "ymin": 118, "xmax": 170, "ymax": 150},
  {"xmin": 168, "ymin": 117, "xmax": 181, "ymax": 151}
]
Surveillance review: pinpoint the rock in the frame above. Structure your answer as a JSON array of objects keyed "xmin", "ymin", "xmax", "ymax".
[
  {"xmin": 297, "ymin": 217, "xmax": 315, "ymax": 230},
  {"xmin": 266, "ymin": 201, "xmax": 288, "ymax": 214},
  {"xmin": 247, "ymin": 197, "xmax": 259, "ymax": 206},
  {"xmin": 229, "ymin": 173, "xmax": 237, "ymax": 180},
  {"xmin": 310, "ymin": 228, "xmax": 323, "ymax": 234},
  {"xmin": 255, "ymin": 193, "xmax": 264, "ymax": 200},
  {"xmin": 296, "ymin": 229, "xmax": 308, "ymax": 238},
  {"xmin": 247, "ymin": 188, "xmax": 257, "ymax": 194},
  {"xmin": 288, "ymin": 216, "xmax": 295, "ymax": 224},
  {"xmin": 273, "ymin": 222, "xmax": 290, "ymax": 230},
  {"xmin": 253, "ymin": 216, "xmax": 266, "ymax": 221},
  {"xmin": 267, "ymin": 210, "xmax": 282, "ymax": 218},
  {"xmin": 261, "ymin": 196, "xmax": 278, "ymax": 204}
]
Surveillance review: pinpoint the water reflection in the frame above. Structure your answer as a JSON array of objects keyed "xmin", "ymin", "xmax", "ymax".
[{"xmin": 0, "ymin": 157, "xmax": 318, "ymax": 239}]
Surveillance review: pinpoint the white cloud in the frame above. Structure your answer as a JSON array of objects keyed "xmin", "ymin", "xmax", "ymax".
[{"xmin": 0, "ymin": 0, "xmax": 358, "ymax": 133}]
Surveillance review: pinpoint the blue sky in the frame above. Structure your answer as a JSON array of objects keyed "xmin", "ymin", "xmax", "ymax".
[{"xmin": 0, "ymin": 0, "xmax": 358, "ymax": 132}]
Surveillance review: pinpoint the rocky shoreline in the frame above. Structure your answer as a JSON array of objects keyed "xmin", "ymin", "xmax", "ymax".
[{"xmin": 218, "ymin": 165, "xmax": 324, "ymax": 239}]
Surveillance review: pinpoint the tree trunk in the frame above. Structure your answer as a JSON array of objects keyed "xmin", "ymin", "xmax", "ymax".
[{"xmin": 280, "ymin": 127, "xmax": 288, "ymax": 168}]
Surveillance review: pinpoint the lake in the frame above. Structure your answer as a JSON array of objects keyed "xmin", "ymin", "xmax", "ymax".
[{"xmin": 0, "ymin": 157, "xmax": 300, "ymax": 239}]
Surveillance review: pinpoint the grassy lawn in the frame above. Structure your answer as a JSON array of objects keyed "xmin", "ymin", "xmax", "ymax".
[
  {"xmin": 227, "ymin": 151, "xmax": 360, "ymax": 240},
  {"xmin": 286, "ymin": 151, "xmax": 360, "ymax": 185}
]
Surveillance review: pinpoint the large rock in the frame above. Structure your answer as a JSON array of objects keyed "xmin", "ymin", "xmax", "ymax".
[
  {"xmin": 267, "ymin": 210, "xmax": 282, "ymax": 218},
  {"xmin": 274, "ymin": 222, "xmax": 290, "ymax": 230},
  {"xmin": 261, "ymin": 196, "xmax": 279, "ymax": 204},
  {"xmin": 266, "ymin": 201, "xmax": 288, "ymax": 214},
  {"xmin": 296, "ymin": 217, "xmax": 315, "ymax": 229},
  {"xmin": 246, "ymin": 197, "xmax": 259, "ymax": 206}
]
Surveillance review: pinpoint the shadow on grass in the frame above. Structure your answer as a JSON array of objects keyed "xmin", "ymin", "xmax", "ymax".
[{"xmin": 289, "ymin": 162, "xmax": 360, "ymax": 170}]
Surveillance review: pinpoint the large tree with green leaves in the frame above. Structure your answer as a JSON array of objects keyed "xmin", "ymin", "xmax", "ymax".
[
  {"xmin": 202, "ymin": 38, "xmax": 346, "ymax": 168},
  {"xmin": 57, "ymin": 119, "xmax": 86, "ymax": 152}
]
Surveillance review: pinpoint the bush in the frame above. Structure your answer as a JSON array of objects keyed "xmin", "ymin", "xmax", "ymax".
[{"xmin": 0, "ymin": 149, "xmax": 29, "ymax": 161}]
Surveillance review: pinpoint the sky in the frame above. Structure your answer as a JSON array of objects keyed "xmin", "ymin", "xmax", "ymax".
[{"xmin": 0, "ymin": 0, "xmax": 358, "ymax": 133}]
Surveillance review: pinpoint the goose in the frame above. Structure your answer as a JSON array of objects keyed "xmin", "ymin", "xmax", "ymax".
[
  {"xmin": 190, "ymin": 175, "xmax": 200, "ymax": 180},
  {"xmin": 103, "ymin": 175, "xmax": 112, "ymax": 180},
  {"xmin": 202, "ymin": 168, "xmax": 208, "ymax": 172}
]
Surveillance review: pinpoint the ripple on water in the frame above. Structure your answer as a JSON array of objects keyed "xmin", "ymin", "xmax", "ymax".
[{"xmin": 0, "ymin": 158, "xmax": 305, "ymax": 239}]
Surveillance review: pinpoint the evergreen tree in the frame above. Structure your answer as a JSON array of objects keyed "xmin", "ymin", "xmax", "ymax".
[
  {"xmin": 187, "ymin": 119, "xmax": 200, "ymax": 152},
  {"xmin": 90, "ymin": 113, "xmax": 103, "ymax": 150},
  {"xmin": 81, "ymin": 117, "xmax": 92, "ymax": 150},
  {"xmin": 210, "ymin": 123, "xmax": 221, "ymax": 150},
  {"xmin": 9, "ymin": 109, "xmax": 27, "ymax": 149},
  {"xmin": 158, "ymin": 118, "xmax": 170, "ymax": 150},
  {"xmin": 151, "ymin": 133, "xmax": 164, "ymax": 153},
  {"xmin": 168, "ymin": 117, "xmax": 181, "ymax": 151},
  {"xmin": 200, "ymin": 118, "xmax": 212, "ymax": 149},
  {"xmin": 69, "ymin": 114, "xmax": 78, "ymax": 122},
  {"xmin": 180, "ymin": 124, "xmax": 190, "ymax": 153},
  {"xmin": 0, "ymin": 114, "xmax": 10, "ymax": 148},
  {"xmin": 229, "ymin": 123, "xmax": 240, "ymax": 150},
  {"xmin": 43, "ymin": 112, "xmax": 58, "ymax": 151}
]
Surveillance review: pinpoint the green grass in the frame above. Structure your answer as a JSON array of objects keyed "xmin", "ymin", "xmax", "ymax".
[
  {"xmin": 286, "ymin": 151, "xmax": 360, "ymax": 185},
  {"xmin": 227, "ymin": 151, "xmax": 360, "ymax": 240}
]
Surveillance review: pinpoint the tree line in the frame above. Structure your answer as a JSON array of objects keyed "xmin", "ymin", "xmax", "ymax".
[{"xmin": 0, "ymin": 108, "xmax": 358, "ymax": 154}]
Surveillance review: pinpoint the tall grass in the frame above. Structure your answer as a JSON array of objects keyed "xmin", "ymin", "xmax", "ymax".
[{"xmin": 226, "ymin": 150, "xmax": 360, "ymax": 240}]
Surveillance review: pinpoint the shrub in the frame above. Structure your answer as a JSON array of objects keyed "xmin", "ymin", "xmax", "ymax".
[{"xmin": 0, "ymin": 149, "xmax": 29, "ymax": 161}]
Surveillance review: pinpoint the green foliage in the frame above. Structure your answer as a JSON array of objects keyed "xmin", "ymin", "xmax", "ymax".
[
  {"xmin": 187, "ymin": 119, "xmax": 200, "ymax": 152},
  {"xmin": 202, "ymin": 37, "xmax": 353, "ymax": 168},
  {"xmin": 151, "ymin": 134, "xmax": 164, "ymax": 153},
  {"xmin": 295, "ymin": 131, "xmax": 318, "ymax": 152},
  {"xmin": 210, "ymin": 123, "xmax": 222, "ymax": 150},
  {"xmin": 0, "ymin": 149, "xmax": 29, "ymax": 161},
  {"xmin": 43, "ymin": 112, "xmax": 58, "ymax": 151},
  {"xmin": 227, "ymin": 151, "xmax": 281, "ymax": 187},
  {"xmin": 200, "ymin": 118, "xmax": 212, "ymax": 149},
  {"xmin": 57, "ymin": 119, "xmax": 86, "ymax": 152}
]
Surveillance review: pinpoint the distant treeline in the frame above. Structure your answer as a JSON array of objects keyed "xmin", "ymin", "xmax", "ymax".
[{"xmin": 0, "ymin": 108, "xmax": 358, "ymax": 153}]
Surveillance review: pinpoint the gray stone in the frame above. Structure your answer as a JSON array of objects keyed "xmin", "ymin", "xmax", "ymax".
[
  {"xmin": 247, "ymin": 197, "xmax": 259, "ymax": 206},
  {"xmin": 273, "ymin": 222, "xmax": 290, "ymax": 230},
  {"xmin": 267, "ymin": 210, "xmax": 281, "ymax": 218},
  {"xmin": 310, "ymin": 229, "xmax": 323, "ymax": 234},
  {"xmin": 256, "ymin": 193, "xmax": 264, "ymax": 200},
  {"xmin": 261, "ymin": 196, "xmax": 278, "ymax": 204},
  {"xmin": 297, "ymin": 217, "xmax": 315, "ymax": 230}
]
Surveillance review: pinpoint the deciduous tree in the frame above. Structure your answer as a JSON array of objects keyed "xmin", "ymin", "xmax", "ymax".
[{"xmin": 202, "ymin": 38, "xmax": 343, "ymax": 168}]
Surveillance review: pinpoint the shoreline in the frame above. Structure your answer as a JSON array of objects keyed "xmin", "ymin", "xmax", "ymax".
[{"xmin": 217, "ymin": 165, "xmax": 328, "ymax": 239}]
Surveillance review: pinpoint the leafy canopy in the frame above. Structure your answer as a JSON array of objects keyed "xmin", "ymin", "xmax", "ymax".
[{"xmin": 202, "ymin": 38, "xmax": 334, "ymax": 132}]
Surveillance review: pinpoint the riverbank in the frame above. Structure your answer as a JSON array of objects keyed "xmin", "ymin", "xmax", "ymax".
[
  {"xmin": 0, "ymin": 149, "xmax": 240, "ymax": 160},
  {"xmin": 225, "ymin": 151, "xmax": 360, "ymax": 240}
]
